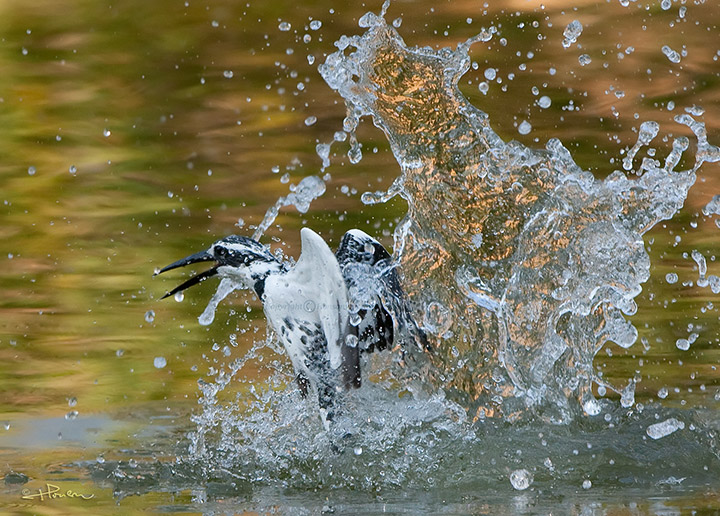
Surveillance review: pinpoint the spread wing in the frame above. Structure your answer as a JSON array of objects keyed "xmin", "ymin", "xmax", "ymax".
[
  {"xmin": 335, "ymin": 229, "xmax": 430, "ymax": 356},
  {"xmin": 292, "ymin": 228, "xmax": 355, "ymax": 385}
]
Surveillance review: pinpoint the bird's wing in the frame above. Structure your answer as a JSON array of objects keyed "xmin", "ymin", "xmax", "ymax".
[
  {"xmin": 336, "ymin": 229, "xmax": 430, "ymax": 355},
  {"xmin": 293, "ymin": 228, "xmax": 350, "ymax": 372}
]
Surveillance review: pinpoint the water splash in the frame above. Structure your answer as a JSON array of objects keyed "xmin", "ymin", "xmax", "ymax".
[
  {"xmin": 622, "ymin": 120, "xmax": 659, "ymax": 172},
  {"xmin": 317, "ymin": 10, "xmax": 715, "ymax": 423},
  {"xmin": 703, "ymin": 194, "xmax": 720, "ymax": 216},
  {"xmin": 181, "ymin": 4, "xmax": 720, "ymax": 493},
  {"xmin": 198, "ymin": 277, "xmax": 243, "ymax": 326},
  {"xmin": 252, "ymin": 175, "xmax": 326, "ymax": 240}
]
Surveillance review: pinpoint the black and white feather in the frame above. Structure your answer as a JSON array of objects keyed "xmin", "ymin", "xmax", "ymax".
[
  {"xmin": 335, "ymin": 229, "xmax": 429, "ymax": 359},
  {"xmin": 156, "ymin": 227, "xmax": 428, "ymax": 429}
]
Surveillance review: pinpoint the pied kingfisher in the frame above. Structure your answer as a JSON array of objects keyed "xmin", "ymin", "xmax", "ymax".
[{"xmin": 156, "ymin": 228, "xmax": 428, "ymax": 428}]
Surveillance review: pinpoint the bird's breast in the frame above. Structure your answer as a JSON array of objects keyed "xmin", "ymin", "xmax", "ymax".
[
  {"xmin": 262, "ymin": 276, "xmax": 328, "ymax": 366},
  {"xmin": 263, "ymin": 277, "xmax": 321, "ymax": 324}
]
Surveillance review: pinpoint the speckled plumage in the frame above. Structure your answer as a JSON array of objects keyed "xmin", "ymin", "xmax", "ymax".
[{"xmin": 158, "ymin": 227, "xmax": 428, "ymax": 429}]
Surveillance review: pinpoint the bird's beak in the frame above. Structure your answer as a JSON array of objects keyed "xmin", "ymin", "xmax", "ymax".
[{"xmin": 154, "ymin": 250, "xmax": 217, "ymax": 299}]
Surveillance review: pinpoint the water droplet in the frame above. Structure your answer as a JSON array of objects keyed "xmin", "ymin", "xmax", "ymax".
[
  {"xmin": 658, "ymin": 387, "xmax": 669, "ymax": 399},
  {"xmin": 675, "ymin": 338, "xmax": 690, "ymax": 351},
  {"xmin": 509, "ymin": 469, "xmax": 533, "ymax": 490},
  {"xmin": 518, "ymin": 120, "xmax": 532, "ymax": 135},
  {"xmin": 583, "ymin": 398, "xmax": 601, "ymax": 416},
  {"xmin": 174, "ymin": 291, "xmax": 184, "ymax": 302},
  {"xmin": 620, "ymin": 382, "xmax": 635, "ymax": 408},
  {"xmin": 65, "ymin": 410, "xmax": 78, "ymax": 420},
  {"xmin": 145, "ymin": 310, "xmax": 155, "ymax": 323},
  {"xmin": 392, "ymin": 17, "xmax": 402, "ymax": 28},
  {"xmin": 484, "ymin": 68, "xmax": 497, "ymax": 80},
  {"xmin": 582, "ymin": 480, "xmax": 592, "ymax": 489},
  {"xmin": 345, "ymin": 332, "xmax": 358, "ymax": 348},
  {"xmin": 154, "ymin": 356, "xmax": 167, "ymax": 369},
  {"xmin": 28, "ymin": 166, "xmax": 36, "ymax": 176},
  {"xmin": 103, "ymin": 128, "xmax": 111, "ymax": 137},
  {"xmin": 647, "ymin": 418, "xmax": 685, "ymax": 440},
  {"xmin": 278, "ymin": 21, "xmax": 291, "ymax": 32},
  {"xmin": 353, "ymin": 446, "xmax": 363, "ymax": 455},
  {"xmin": 68, "ymin": 397, "xmax": 77, "ymax": 407},
  {"xmin": 662, "ymin": 45, "xmax": 681, "ymax": 64},
  {"xmin": 691, "ymin": 250, "xmax": 707, "ymax": 285},
  {"xmin": 223, "ymin": 70, "xmax": 234, "ymax": 79},
  {"xmin": 684, "ymin": 105, "xmax": 704, "ymax": 116},
  {"xmin": 665, "ymin": 272, "xmax": 678, "ymax": 284},
  {"xmin": 309, "ymin": 20, "xmax": 322, "ymax": 30},
  {"xmin": 537, "ymin": 96, "xmax": 551, "ymax": 109},
  {"xmin": 578, "ymin": 54, "xmax": 592, "ymax": 66},
  {"xmin": 304, "ymin": 116, "xmax": 317, "ymax": 126},
  {"xmin": 316, "ymin": 143, "xmax": 331, "ymax": 170},
  {"xmin": 562, "ymin": 20, "xmax": 583, "ymax": 48}
]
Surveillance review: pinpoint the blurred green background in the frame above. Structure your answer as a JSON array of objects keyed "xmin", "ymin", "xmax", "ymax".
[{"xmin": 0, "ymin": 0, "xmax": 718, "ymax": 512}]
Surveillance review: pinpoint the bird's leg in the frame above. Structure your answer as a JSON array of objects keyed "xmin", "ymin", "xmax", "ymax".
[
  {"xmin": 341, "ymin": 328, "xmax": 361, "ymax": 390},
  {"xmin": 295, "ymin": 372, "xmax": 310, "ymax": 398},
  {"xmin": 316, "ymin": 376, "xmax": 339, "ymax": 431}
]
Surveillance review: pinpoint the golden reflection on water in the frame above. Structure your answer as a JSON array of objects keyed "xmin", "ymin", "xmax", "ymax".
[{"xmin": 0, "ymin": 0, "xmax": 718, "ymax": 508}]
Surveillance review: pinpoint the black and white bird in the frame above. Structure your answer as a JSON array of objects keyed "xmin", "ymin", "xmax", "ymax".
[{"xmin": 156, "ymin": 228, "xmax": 428, "ymax": 428}]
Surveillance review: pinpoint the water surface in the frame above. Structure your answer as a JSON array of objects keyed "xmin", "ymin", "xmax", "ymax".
[{"xmin": 1, "ymin": 0, "xmax": 719, "ymax": 513}]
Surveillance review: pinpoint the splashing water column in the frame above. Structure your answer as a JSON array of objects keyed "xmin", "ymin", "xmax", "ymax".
[{"xmin": 318, "ymin": 11, "xmax": 715, "ymax": 423}]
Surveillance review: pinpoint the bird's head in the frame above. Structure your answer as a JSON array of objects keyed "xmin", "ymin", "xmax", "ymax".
[{"xmin": 155, "ymin": 235, "xmax": 282, "ymax": 299}]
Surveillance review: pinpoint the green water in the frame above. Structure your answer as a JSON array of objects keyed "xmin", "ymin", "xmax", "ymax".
[{"xmin": 1, "ymin": 0, "xmax": 719, "ymax": 513}]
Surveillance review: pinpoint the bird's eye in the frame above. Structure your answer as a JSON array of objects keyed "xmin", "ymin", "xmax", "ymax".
[{"xmin": 215, "ymin": 247, "xmax": 226, "ymax": 257}]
